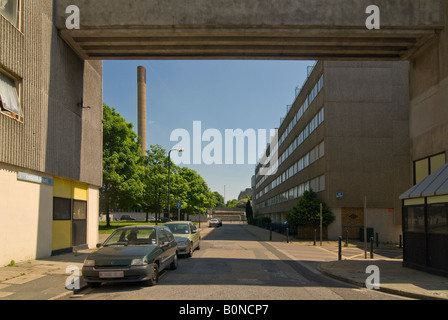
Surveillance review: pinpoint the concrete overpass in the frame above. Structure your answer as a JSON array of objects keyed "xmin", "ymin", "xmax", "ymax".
[{"xmin": 54, "ymin": 0, "xmax": 446, "ymax": 60}]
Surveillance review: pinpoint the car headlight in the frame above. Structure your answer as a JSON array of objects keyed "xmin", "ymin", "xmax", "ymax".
[
  {"xmin": 131, "ymin": 258, "xmax": 148, "ymax": 266},
  {"xmin": 83, "ymin": 259, "xmax": 95, "ymax": 267},
  {"xmin": 178, "ymin": 239, "xmax": 188, "ymax": 246}
]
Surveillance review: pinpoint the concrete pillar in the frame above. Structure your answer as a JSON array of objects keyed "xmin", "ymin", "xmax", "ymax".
[{"xmin": 137, "ymin": 66, "xmax": 147, "ymax": 156}]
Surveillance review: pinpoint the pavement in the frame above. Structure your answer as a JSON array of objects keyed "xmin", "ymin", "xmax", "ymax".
[{"xmin": 0, "ymin": 223, "xmax": 447, "ymax": 300}]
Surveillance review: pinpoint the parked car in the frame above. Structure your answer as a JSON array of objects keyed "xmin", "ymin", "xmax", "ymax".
[
  {"xmin": 209, "ymin": 218, "xmax": 221, "ymax": 228},
  {"xmin": 82, "ymin": 226, "xmax": 178, "ymax": 287},
  {"xmin": 165, "ymin": 221, "xmax": 200, "ymax": 257},
  {"xmin": 119, "ymin": 215, "xmax": 136, "ymax": 221}
]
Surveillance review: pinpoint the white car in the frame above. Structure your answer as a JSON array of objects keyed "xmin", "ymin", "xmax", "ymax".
[{"xmin": 209, "ymin": 219, "xmax": 221, "ymax": 228}]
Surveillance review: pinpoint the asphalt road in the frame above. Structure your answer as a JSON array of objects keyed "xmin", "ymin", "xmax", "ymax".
[{"xmin": 69, "ymin": 223, "xmax": 409, "ymax": 301}]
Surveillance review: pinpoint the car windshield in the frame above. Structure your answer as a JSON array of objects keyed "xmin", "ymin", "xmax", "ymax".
[
  {"xmin": 165, "ymin": 223, "xmax": 189, "ymax": 235},
  {"xmin": 103, "ymin": 228, "xmax": 157, "ymax": 246}
]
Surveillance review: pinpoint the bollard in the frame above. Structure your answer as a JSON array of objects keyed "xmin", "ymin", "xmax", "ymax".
[
  {"xmin": 376, "ymin": 232, "xmax": 379, "ymax": 248},
  {"xmin": 338, "ymin": 236, "xmax": 342, "ymax": 260},
  {"xmin": 370, "ymin": 237, "xmax": 374, "ymax": 259},
  {"xmin": 314, "ymin": 229, "xmax": 316, "ymax": 246},
  {"xmin": 346, "ymin": 230, "xmax": 349, "ymax": 246},
  {"xmin": 399, "ymin": 235, "xmax": 402, "ymax": 248},
  {"xmin": 286, "ymin": 228, "xmax": 289, "ymax": 243},
  {"xmin": 269, "ymin": 224, "xmax": 272, "ymax": 241}
]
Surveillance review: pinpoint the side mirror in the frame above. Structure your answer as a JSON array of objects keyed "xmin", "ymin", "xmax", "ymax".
[
  {"xmin": 161, "ymin": 241, "xmax": 170, "ymax": 247},
  {"xmin": 191, "ymin": 229, "xmax": 197, "ymax": 234},
  {"xmin": 96, "ymin": 243, "xmax": 102, "ymax": 248}
]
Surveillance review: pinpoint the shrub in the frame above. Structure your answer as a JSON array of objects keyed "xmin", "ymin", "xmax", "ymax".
[{"xmin": 285, "ymin": 189, "xmax": 335, "ymax": 230}]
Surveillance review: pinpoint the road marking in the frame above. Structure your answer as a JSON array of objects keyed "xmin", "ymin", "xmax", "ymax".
[
  {"xmin": 2, "ymin": 273, "xmax": 45, "ymax": 285},
  {"xmin": 201, "ymin": 249, "xmax": 256, "ymax": 259},
  {"xmin": 346, "ymin": 253, "xmax": 366, "ymax": 260},
  {"xmin": 48, "ymin": 291, "xmax": 73, "ymax": 300},
  {"xmin": 314, "ymin": 245, "xmax": 339, "ymax": 256}
]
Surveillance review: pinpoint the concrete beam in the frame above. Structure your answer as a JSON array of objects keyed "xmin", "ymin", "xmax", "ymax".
[{"xmin": 54, "ymin": 0, "xmax": 446, "ymax": 60}]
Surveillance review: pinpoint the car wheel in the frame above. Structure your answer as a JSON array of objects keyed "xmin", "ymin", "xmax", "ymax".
[
  {"xmin": 170, "ymin": 253, "xmax": 178, "ymax": 270},
  {"xmin": 146, "ymin": 263, "xmax": 159, "ymax": 286},
  {"xmin": 196, "ymin": 241, "xmax": 200, "ymax": 250},
  {"xmin": 187, "ymin": 242, "xmax": 193, "ymax": 257}
]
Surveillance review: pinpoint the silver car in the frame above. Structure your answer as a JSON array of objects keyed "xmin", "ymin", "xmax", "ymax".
[
  {"xmin": 209, "ymin": 218, "xmax": 221, "ymax": 228},
  {"xmin": 165, "ymin": 221, "xmax": 200, "ymax": 257}
]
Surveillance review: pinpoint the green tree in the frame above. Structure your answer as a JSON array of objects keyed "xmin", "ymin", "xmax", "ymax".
[
  {"xmin": 245, "ymin": 199, "xmax": 254, "ymax": 223},
  {"xmin": 140, "ymin": 144, "xmax": 190, "ymax": 222},
  {"xmin": 139, "ymin": 145, "xmax": 214, "ymax": 222},
  {"xmin": 226, "ymin": 199, "xmax": 238, "ymax": 208},
  {"xmin": 234, "ymin": 198, "xmax": 249, "ymax": 208},
  {"xmin": 179, "ymin": 167, "xmax": 216, "ymax": 217},
  {"xmin": 140, "ymin": 145, "xmax": 169, "ymax": 223},
  {"xmin": 167, "ymin": 165, "xmax": 190, "ymax": 220},
  {"xmin": 100, "ymin": 104, "xmax": 144, "ymax": 227},
  {"xmin": 212, "ymin": 191, "xmax": 225, "ymax": 207},
  {"xmin": 285, "ymin": 189, "xmax": 335, "ymax": 229}
]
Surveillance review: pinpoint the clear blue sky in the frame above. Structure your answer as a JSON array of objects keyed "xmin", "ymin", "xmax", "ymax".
[{"xmin": 103, "ymin": 60, "xmax": 315, "ymax": 202}]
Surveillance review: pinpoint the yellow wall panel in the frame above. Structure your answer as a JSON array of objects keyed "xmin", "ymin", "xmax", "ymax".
[
  {"xmin": 430, "ymin": 153, "xmax": 446, "ymax": 174},
  {"xmin": 73, "ymin": 182, "xmax": 88, "ymax": 201},
  {"xmin": 415, "ymin": 159, "xmax": 429, "ymax": 184},
  {"xmin": 427, "ymin": 195, "xmax": 448, "ymax": 204},
  {"xmin": 52, "ymin": 220, "xmax": 71, "ymax": 250},
  {"xmin": 404, "ymin": 198, "xmax": 425, "ymax": 206},
  {"xmin": 53, "ymin": 177, "xmax": 72, "ymax": 199}
]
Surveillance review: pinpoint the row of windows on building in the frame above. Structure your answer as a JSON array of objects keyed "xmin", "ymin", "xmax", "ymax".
[
  {"xmin": 256, "ymin": 74, "xmax": 324, "ymax": 183},
  {"xmin": 255, "ymin": 106, "xmax": 325, "ymax": 190},
  {"xmin": 254, "ymin": 73, "xmax": 326, "ymax": 210},
  {"xmin": 278, "ymin": 107, "xmax": 325, "ymax": 166},
  {"xmin": 256, "ymin": 140, "xmax": 325, "ymax": 200},
  {"xmin": 256, "ymin": 174, "xmax": 326, "ymax": 210},
  {"xmin": 278, "ymin": 75, "xmax": 324, "ymax": 148}
]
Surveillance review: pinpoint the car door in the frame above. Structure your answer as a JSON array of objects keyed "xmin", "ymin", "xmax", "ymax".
[
  {"xmin": 165, "ymin": 228, "xmax": 177, "ymax": 257},
  {"xmin": 158, "ymin": 228, "xmax": 170, "ymax": 269},
  {"xmin": 158, "ymin": 228, "xmax": 176, "ymax": 269},
  {"xmin": 189, "ymin": 222, "xmax": 199, "ymax": 249}
]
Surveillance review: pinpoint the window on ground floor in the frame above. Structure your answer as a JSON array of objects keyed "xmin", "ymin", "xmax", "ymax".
[
  {"xmin": 53, "ymin": 197, "xmax": 71, "ymax": 220},
  {"xmin": 403, "ymin": 205, "xmax": 425, "ymax": 233},
  {"xmin": 428, "ymin": 203, "xmax": 448, "ymax": 235}
]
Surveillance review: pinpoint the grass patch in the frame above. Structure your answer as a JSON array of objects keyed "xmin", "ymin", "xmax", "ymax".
[
  {"xmin": 98, "ymin": 220, "xmax": 200, "ymax": 235},
  {"xmin": 99, "ymin": 221, "xmax": 161, "ymax": 234}
]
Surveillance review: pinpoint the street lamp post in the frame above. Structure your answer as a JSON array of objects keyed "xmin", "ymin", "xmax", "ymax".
[{"xmin": 168, "ymin": 148, "xmax": 184, "ymax": 220}]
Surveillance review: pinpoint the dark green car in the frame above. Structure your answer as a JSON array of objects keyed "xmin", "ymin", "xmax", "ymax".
[{"xmin": 82, "ymin": 226, "xmax": 178, "ymax": 287}]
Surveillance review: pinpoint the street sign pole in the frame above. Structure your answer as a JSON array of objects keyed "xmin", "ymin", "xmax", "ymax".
[
  {"xmin": 364, "ymin": 196, "xmax": 367, "ymax": 259},
  {"xmin": 177, "ymin": 201, "xmax": 181, "ymax": 221},
  {"xmin": 320, "ymin": 203, "xmax": 323, "ymax": 246}
]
